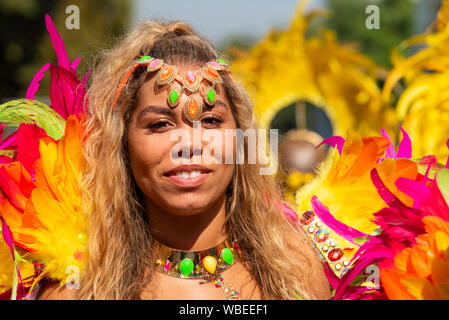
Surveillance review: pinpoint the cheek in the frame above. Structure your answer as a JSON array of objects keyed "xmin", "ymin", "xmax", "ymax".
[{"xmin": 127, "ymin": 131, "xmax": 171, "ymax": 177}]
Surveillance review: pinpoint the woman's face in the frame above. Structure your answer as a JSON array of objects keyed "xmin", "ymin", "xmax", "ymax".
[{"xmin": 127, "ymin": 64, "xmax": 236, "ymax": 215}]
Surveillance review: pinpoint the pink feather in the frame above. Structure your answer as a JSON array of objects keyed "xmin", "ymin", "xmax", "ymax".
[
  {"xmin": 25, "ymin": 63, "xmax": 51, "ymax": 100},
  {"xmin": 1, "ymin": 218, "xmax": 15, "ymax": 258},
  {"xmin": 316, "ymin": 136, "xmax": 345, "ymax": 155},
  {"xmin": 396, "ymin": 127, "xmax": 412, "ymax": 159},
  {"xmin": 311, "ymin": 196, "xmax": 369, "ymax": 245},
  {"xmin": 45, "ymin": 14, "xmax": 70, "ymax": 68},
  {"xmin": 0, "ymin": 131, "xmax": 18, "ymax": 151},
  {"xmin": 71, "ymin": 56, "xmax": 81, "ymax": 70},
  {"xmin": 395, "ymin": 177, "xmax": 430, "ymax": 209},
  {"xmin": 0, "ymin": 156, "xmax": 14, "ymax": 164},
  {"xmin": 334, "ymin": 245, "xmax": 391, "ymax": 300},
  {"xmin": 381, "ymin": 128, "xmax": 396, "ymax": 159},
  {"xmin": 446, "ymin": 139, "xmax": 449, "ymax": 168},
  {"xmin": 278, "ymin": 201, "xmax": 298, "ymax": 222}
]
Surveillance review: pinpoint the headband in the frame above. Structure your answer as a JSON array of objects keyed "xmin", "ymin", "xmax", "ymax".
[{"xmin": 112, "ymin": 56, "xmax": 230, "ymax": 122}]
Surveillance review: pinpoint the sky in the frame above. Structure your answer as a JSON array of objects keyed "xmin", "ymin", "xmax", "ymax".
[{"xmin": 132, "ymin": 0, "xmax": 326, "ymax": 45}]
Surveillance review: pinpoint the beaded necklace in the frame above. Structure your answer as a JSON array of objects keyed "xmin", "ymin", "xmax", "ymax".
[{"xmin": 153, "ymin": 237, "xmax": 241, "ymax": 300}]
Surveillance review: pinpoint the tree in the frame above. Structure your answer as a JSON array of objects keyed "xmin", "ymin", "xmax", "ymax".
[
  {"xmin": 325, "ymin": 0, "xmax": 414, "ymax": 67},
  {"xmin": 0, "ymin": 0, "xmax": 131, "ymax": 100}
]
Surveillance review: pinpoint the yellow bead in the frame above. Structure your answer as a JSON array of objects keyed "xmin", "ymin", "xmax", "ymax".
[
  {"xmin": 203, "ymin": 256, "xmax": 217, "ymax": 274},
  {"xmin": 77, "ymin": 233, "xmax": 87, "ymax": 244}
]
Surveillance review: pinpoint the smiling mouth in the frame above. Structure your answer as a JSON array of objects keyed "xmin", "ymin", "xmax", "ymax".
[
  {"xmin": 163, "ymin": 165, "xmax": 212, "ymax": 187},
  {"xmin": 171, "ymin": 170, "xmax": 203, "ymax": 179}
]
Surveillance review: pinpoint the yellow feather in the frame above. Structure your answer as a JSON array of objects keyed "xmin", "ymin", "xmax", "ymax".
[{"xmin": 13, "ymin": 115, "xmax": 88, "ymax": 285}]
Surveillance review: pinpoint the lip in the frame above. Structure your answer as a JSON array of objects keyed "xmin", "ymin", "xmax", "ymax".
[{"xmin": 163, "ymin": 165, "xmax": 212, "ymax": 188}]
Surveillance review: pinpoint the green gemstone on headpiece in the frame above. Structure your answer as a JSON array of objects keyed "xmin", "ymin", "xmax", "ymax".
[
  {"xmin": 180, "ymin": 258, "xmax": 194, "ymax": 277},
  {"xmin": 207, "ymin": 88, "xmax": 215, "ymax": 104},
  {"xmin": 221, "ymin": 248, "xmax": 233, "ymax": 265},
  {"xmin": 216, "ymin": 58, "xmax": 227, "ymax": 65},
  {"xmin": 140, "ymin": 56, "xmax": 152, "ymax": 62},
  {"xmin": 169, "ymin": 90, "xmax": 179, "ymax": 105}
]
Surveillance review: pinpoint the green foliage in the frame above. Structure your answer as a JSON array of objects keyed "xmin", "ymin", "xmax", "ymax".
[
  {"xmin": 325, "ymin": 0, "xmax": 414, "ymax": 67},
  {"xmin": 1, "ymin": 0, "xmax": 131, "ymax": 100},
  {"xmin": 0, "ymin": 0, "xmax": 56, "ymax": 100}
]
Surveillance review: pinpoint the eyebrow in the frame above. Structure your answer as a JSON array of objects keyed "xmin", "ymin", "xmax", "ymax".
[
  {"xmin": 136, "ymin": 105, "xmax": 175, "ymax": 122},
  {"xmin": 137, "ymin": 100, "xmax": 229, "ymax": 121},
  {"xmin": 204, "ymin": 99, "xmax": 229, "ymax": 111}
]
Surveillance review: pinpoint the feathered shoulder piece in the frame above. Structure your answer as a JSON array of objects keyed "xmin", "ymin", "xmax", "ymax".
[
  {"xmin": 295, "ymin": 128, "xmax": 449, "ymax": 299},
  {"xmin": 0, "ymin": 15, "xmax": 89, "ymax": 299}
]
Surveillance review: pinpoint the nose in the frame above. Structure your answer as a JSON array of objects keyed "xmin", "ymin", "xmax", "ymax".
[{"xmin": 171, "ymin": 121, "xmax": 203, "ymax": 163}]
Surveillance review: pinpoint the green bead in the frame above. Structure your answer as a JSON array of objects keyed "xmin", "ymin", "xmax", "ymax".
[
  {"xmin": 180, "ymin": 258, "xmax": 194, "ymax": 277},
  {"xmin": 207, "ymin": 88, "xmax": 215, "ymax": 104},
  {"xmin": 140, "ymin": 55, "xmax": 152, "ymax": 62},
  {"xmin": 221, "ymin": 248, "xmax": 233, "ymax": 265},
  {"xmin": 169, "ymin": 90, "xmax": 179, "ymax": 104},
  {"xmin": 216, "ymin": 58, "xmax": 227, "ymax": 65}
]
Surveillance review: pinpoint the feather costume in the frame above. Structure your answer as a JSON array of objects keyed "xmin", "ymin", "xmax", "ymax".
[
  {"xmin": 1, "ymin": 12, "xmax": 448, "ymax": 301},
  {"xmin": 0, "ymin": 15, "xmax": 89, "ymax": 299}
]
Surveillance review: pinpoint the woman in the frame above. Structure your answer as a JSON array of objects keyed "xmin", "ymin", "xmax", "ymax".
[{"xmin": 35, "ymin": 20, "xmax": 330, "ymax": 300}]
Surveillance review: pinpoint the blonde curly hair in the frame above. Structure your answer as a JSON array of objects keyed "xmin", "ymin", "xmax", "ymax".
[{"xmin": 78, "ymin": 20, "xmax": 329, "ymax": 300}]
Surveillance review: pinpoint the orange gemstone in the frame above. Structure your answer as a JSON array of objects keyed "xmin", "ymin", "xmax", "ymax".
[
  {"xmin": 206, "ymin": 67, "xmax": 219, "ymax": 79},
  {"xmin": 160, "ymin": 66, "xmax": 173, "ymax": 80},
  {"xmin": 188, "ymin": 99, "xmax": 198, "ymax": 117}
]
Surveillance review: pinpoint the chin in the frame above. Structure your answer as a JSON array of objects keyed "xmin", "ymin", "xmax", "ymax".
[
  {"xmin": 158, "ymin": 192, "xmax": 218, "ymax": 216},
  {"xmin": 165, "ymin": 201, "xmax": 211, "ymax": 216}
]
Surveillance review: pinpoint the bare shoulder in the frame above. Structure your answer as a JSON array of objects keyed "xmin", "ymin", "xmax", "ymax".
[
  {"xmin": 36, "ymin": 279, "xmax": 81, "ymax": 300},
  {"xmin": 283, "ymin": 224, "xmax": 332, "ymax": 300}
]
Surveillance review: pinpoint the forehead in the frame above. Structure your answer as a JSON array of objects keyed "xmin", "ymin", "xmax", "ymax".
[{"xmin": 135, "ymin": 63, "xmax": 230, "ymax": 111}]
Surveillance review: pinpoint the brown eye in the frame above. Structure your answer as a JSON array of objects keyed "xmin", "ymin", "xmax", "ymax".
[
  {"xmin": 201, "ymin": 116, "xmax": 223, "ymax": 126},
  {"xmin": 146, "ymin": 121, "xmax": 171, "ymax": 131}
]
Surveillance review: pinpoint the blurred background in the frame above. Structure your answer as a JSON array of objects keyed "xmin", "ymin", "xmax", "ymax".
[
  {"xmin": 1, "ymin": 0, "xmax": 448, "ymax": 199},
  {"xmin": 0, "ymin": 0, "xmax": 441, "ymax": 99}
]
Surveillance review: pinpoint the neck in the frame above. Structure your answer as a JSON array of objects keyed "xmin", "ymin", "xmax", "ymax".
[{"xmin": 145, "ymin": 194, "xmax": 229, "ymax": 251}]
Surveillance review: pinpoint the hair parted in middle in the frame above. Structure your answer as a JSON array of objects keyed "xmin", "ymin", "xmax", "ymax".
[{"xmin": 79, "ymin": 19, "xmax": 329, "ymax": 300}]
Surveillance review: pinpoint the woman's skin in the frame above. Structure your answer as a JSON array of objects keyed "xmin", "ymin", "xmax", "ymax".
[
  {"xmin": 128, "ymin": 66, "xmax": 236, "ymax": 252},
  {"xmin": 129, "ymin": 65, "xmax": 262, "ymax": 299},
  {"xmin": 37, "ymin": 64, "xmax": 330, "ymax": 300}
]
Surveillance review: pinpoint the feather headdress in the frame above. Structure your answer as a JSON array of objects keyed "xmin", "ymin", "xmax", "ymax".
[{"xmin": 0, "ymin": 15, "xmax": 89, "ymax": 299}]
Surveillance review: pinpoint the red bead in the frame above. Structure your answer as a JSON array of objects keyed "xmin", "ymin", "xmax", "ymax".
[
  {"xmin": 73, "ymin": 250, "xmax": 83, "ymax": 261},
  {"xmin": 328, "ymin": 248, "xmax": 343, "ymax": 261},
  {"xmin": 300, "ymin": 210, "xmax": 315, "ymax": 225},
  {"xmin": 164, "ymin": 260, "xmax": 170, "ymax": 271}
]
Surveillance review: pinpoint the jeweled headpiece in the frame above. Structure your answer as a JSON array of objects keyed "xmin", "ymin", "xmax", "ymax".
[{"xmin": 112, "ymin": 56, "xmax": 230, "ymax": 122}]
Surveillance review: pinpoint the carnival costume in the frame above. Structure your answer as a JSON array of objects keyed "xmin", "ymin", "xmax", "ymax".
[{"xmin": 0, "ymin": 14, "xmax": 448, "ymax": 300}]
